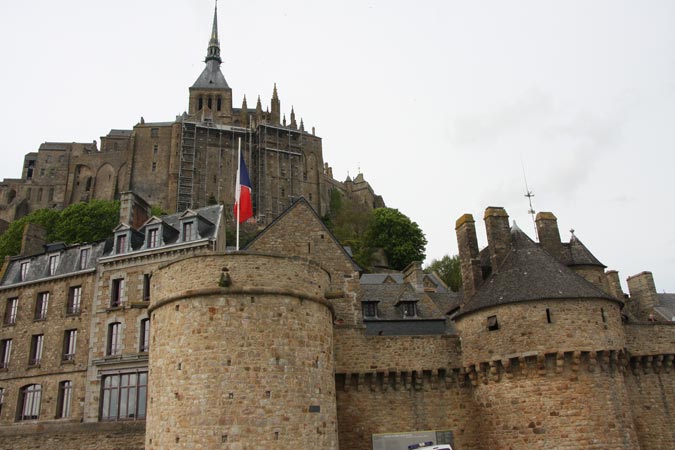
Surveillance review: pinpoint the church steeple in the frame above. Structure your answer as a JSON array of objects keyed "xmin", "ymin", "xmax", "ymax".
[{"xmin": 205, "ymin": 1, "xmax": 222, "ymax": 64}]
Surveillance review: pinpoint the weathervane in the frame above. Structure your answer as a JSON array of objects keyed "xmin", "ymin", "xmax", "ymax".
[{"xmin": 521, "ymin": 158, "xmax": 538, "ymax": 240}]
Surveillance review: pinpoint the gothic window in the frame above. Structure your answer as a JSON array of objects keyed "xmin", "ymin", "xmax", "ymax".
[
  {"xmin": 18, "ymin": 384, "xmax": 42, "ymax": 420},
  {"xmin": 207, "ymin": 97, "xmax": 212, "ymax": 109},
  {"xmin": 0, "ymin": 339, "xmax": 11, "ymax": 369},
  {"xmin": 62, "ymin": 329, "xmax": 77, "ymax": 362},
  {"xmin": 111, "ymin": 278, "xmax": 124, "ymax": 308},
  {"xmin": 85, "ymin": 177, "xmax": 92, "ymax": 192},
  {"xmin": 29, "ymin": 334, "xmax": 44, "ymax": 366},
  {"xmin": 4, "ymin": 298, "xmax": 18, "ymax": 325},
  {"xmin": 139, "ymin": 319, "xmax": 150, "ymax": 352},
  {"xmin": 100, "ymin": 372, "xmax": 148, "ymax": 421},
  {"xmin": 37, "ymin": 188, "xmax": 43, "ymax": 201},
  {"xmin": 67, "ymin": 286, "xmax": 82, "ymax": 315},
  {"xmin": 34, "ymin": 292, "xmax": 49, "ymax": 320},
  {"xmin": 56, "ymin": 381, "xmax": 73, "ymax": 418},
  {"xmin": 107, "ymin": 322, "xmax": 121, "ymax": 356}
]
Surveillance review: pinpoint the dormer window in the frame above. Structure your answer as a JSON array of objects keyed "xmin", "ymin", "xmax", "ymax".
[
  {"xmin": 20, "ymin": 262, "xmax": 30, "ymax": 281},
  {"xmin": 48, "ymin": 254, "xmax": 60, "ymax": 276},
  {"xmin": 115, "ymin": 234, "xmax": 127, "ymax": 254},
  {"xmin": 182, "ymin": 222, "xmax": 193, "ymax": 242},
  {"xmin": 401, "ymin": 302, "xmax": 416, "ymax": 318},
  {"xmin": 147, "ymin": 228, "xmax": 159, "ymax": 249},
  {"xmin": 362, "ymin": 302, "xmax": 378, "ymax": 319},
  {"xmin": 79, "ymin": 248, "xmax": 90, "ymax": 270}
]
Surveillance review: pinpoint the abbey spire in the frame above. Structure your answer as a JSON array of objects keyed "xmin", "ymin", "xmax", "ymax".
[{"xmin": 205, "ymin": 1, "xmax": 222, "ymax": 64}]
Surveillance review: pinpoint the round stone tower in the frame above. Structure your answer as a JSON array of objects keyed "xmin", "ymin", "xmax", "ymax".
[
  {"xmin": 145, "ymin": 253, "xmax": 338, "ymax": 449},
  {"xmin": 455, "ymin": 209, "xmax": 640, "ymax": 449}
]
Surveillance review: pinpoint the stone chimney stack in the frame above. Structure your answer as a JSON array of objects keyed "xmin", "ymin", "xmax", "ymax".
[
  {"xmin": 605, "ymin": 270, "xmax": 626, "ymax": 300},
  {"xmin": 20, "ymin": 223, "xmax": 47, "ymax": 257},
  {"xmin": 535, "ymin": 212, "xmax": 564, "ymax": 261},
  {"xmin": 455, "ymin": 214, "xmax": 483, "ymax": 300},
  {"xmin": 484, "ymin": 207, "xmax": 511, "ymax": 271},
  {"xmin": 119, "ymin": 192, "xmax": 152, "ymax": 230},
  {"xmin": 627, "ymin": 271, "xmax": 659, "ymax": 319},
  {"xmin": 402, "ymin": 261, "xmax": 424, "ymax": 292}
]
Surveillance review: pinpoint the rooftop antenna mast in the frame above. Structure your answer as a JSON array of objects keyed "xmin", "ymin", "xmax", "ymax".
[{"xmin": 521, "ymin": 158, "xmax": 538, "ymax": 240}]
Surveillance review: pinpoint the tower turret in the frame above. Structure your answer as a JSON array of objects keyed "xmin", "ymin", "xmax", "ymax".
[
  {"xmin": 290, "ymin": 106, "xmax": 297, "ymax": 129},
  {"xmin": 187, "ymin": 1, "xmax": 233, "ymax": 124},
  {"xmin": 271, "ymin": 83, "xmax": 281, "ymax": 125}
]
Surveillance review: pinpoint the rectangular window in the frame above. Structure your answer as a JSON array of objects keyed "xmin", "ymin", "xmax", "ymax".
[
  {"xmin": 487, "ymin": 315, "xmax": 499, "ymax": 331},
  {"xmin": 4, "ymin": 297, "xmax": 18, "ymax": 325},
  {"xmin": 139, "ymin": 319, "xmax": 150, "ymax": 352},
  {"xmin": 0, "ymin": 339, "xmax": 11, "ymax": 369},
  {"xmin": 0, "ymin": 387, "xmax": 4, "ymax": 415},
  {"xmin": 182, "ymin": 222, "xmax": 193, "ymax": 241},
  {"xmin": 150, "ymin": 128, "xmax": 159, "ymax": 137},
  {"xmin": 29, "ymin": 334, "xmax": 44, "ymax": 366},
  {"xmin": 142, "ymin": 274, "xmax": 151, "ymax": 302},
  {"xmin": 48, "ymin": 254, "xmax": 60, "ymax": 276},
  {"xmin": 20, "ymin": 262, "xmax": 30, "ymax": 281},
  {"xmin": 101, "ymin": 372, "xmax": 148, "ymax": 421},
  {"xmin": 57, "ymin": 381, "xmax": 73, "ymax": 418},
  {"xmin": 362, "ymin": 302, "xmax": 377, "ymax": 318},
  {"xmin": 35, "ymin": 292, "xmax": 49, "ymax": 320},
  {"xmin": 79, "ymin": 248, "xmax": 90, "ymax": 270},
  {"xmin": 151, "ymin": 162, "xmax": 156, "ymax": 172},
  {"xmin": 111, "ymin": 279, "xmax": 124, "ymax": 308},
  {"xmin": 19, "ymin": 384, "xmax": 41, "ymax": 420},
  {"xmin": 67, "ymin": 286, "xmax": 82, "ymax": 315},
  {"xmin": 63, "ymin": 329, "xmax": 77, "ymax": 362},
  {"xmin": 153, "ymin": 144, "xmax": 158, "ymax": 155},
  {"xmin": 115, "ymin": 235, "xmax": 127, "ymax": 254},
  {"xmin": 147, "ymin": 229, "xmax": 158, "ymax": 248},
  {"xmin": 402, "ymin": 302, "xmax": 416, "ymax": 318},
  {"xmin": 107, "ymin": 322, "xmax": 121, "ymax": 356}
]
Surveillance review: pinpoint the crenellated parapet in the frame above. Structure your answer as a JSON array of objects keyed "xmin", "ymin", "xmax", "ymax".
[{"xmin": 335, "ymin": 367, "xmax": 470, "ymax": 392}]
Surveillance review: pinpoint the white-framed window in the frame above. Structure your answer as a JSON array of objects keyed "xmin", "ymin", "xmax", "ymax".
[
  {"xmin": 18, "ymin": 384, "xmax": 42, "ymax": 420},
  {"xmin": 139, "ymin": 319, "xmax": 150, "ymax": 352},
  {"xmin": 48, "ymin": 254, "xmax": 60, "ymax": 276},
  {"xmin": 20, "ymin": 262, "xmax": 30, "ymax": 281},
  {"xmin": 35, "ymin": 292, "xmax": 49, "ymax": 320},
  {"xmin": 182, "ymin": 221, "xmax": 193, "ymax": 242},
  {"xmin": 115, "ymin": 234, "xmax": 127, "ymax": 254},
  {"xmin": 107, "ymin": 322, "xmax": 121, "ymax": 356},
  {"xmin": 111, "ymin": 278, "xmax": 124, "ymax": 308},
  {"xmin": 0, "ymin": 339, "xmax": 11, "ymax": 369},
  {"xmin": 63, "ymin": 329, "xmax": 77, "ymax": 361},
  {"xmin": 100, "ymin": 372, "xmax": 147, "ymax": 421},
  {"xmin": 4, "ymin": 297, "xmax": 18, "ymax": 325},
  {"xmin": 57, "ymin": 381, "xmax": 73, "ymax": 418},
  {"xmin": 79, "ymin": 248, "xmax": 90, "ymax": 270},
  {"xmin": 67, "ymin": 286, "xmax": 82, "ymax": 315},
  {"xmin": 147, "ymin": 228, "xmax": 159, "ymax": 248},
  {"xmin": 29, "ymin": 334, "xmax": 43, "ymax": 366}
]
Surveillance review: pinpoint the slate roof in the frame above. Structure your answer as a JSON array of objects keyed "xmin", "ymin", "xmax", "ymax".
[
  {"xmin": 191, "ymin": 60, "xmax": 230, "ymax": 90},
  {"xmin": 563, "ymin": 235, "xmax": 605, "ymax": 267},
  {"xmin": 108, "ymin": 129, "xmax": 132, "ymax": 137},
  {"xmin": 456, "ymin": 226, "xmax": 616, "ymax": 318},
  {"xmin": 654, "ymin": 293, "xmax": 675, "ymax": 321}
]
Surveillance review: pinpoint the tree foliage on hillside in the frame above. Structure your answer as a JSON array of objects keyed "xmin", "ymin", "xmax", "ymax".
[
  {"xmin": 364, "ymin": 208, "xmax": 427, "ymax": 271},
  {"xmin": 0, "ymin": 200, "xmax": 120, "ymax": 260},
  {"xmin": 425, "ymin": 254, "xmax": 462, "ymax": 292},
  {"xmin": 323, "ymin": 190, "xmax": 427, "ymax": 272}
]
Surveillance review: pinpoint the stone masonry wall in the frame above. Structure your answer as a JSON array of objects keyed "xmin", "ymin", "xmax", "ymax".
[
  {"xmin": 146, "ymin": 253, "xmax": 336, "ymax": 449},
  {"xmin": 455, "ymin": 299, "xmax": 625, "ymax": 366},
  {"xmin": 0, "ymin": 421, "xmax": 144, "ymax": 450},
  {"xmin": 624, "ymin": 323, "xmax": 675, "ymax": 355}
]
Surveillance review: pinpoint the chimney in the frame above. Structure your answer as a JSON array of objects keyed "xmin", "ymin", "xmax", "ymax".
[
  {"xmin": 119, "ymin": 192, "xmax": 152, "ymax": 229},
  {"xmin": 21, "ymin": 223, "xmax": 47, "ymax": 257},
  {"xmin": 605, "ymin": 270, "xmax": 625, "ymax": 300},
  {"xmin": 484, "ymin": 207, "xmax": 511, "ymax": 271},
  {"xmin": 535, "ymin": 212, "xmax": 564, "ymax": 261},
  {"xmin": 402, "ymin": 261, "xmax": 424, "ymax": 292},
  {"xmin": 455, "ymin": 214, "xmax": 483, "ymax": 300},
  {"xmin": 627, "ymin": 271, "xmax": 658, "ymax": 319}
]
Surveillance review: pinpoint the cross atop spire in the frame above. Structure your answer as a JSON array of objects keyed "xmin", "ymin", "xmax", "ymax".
[{"xmin": 205, "ymin": 1, "xmax": 222, "ymax": 64}]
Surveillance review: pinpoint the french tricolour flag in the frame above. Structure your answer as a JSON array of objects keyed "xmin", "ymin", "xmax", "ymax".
[{"xmin": 234, "ymin": 150, "xmax": 253, "ymax": 224}]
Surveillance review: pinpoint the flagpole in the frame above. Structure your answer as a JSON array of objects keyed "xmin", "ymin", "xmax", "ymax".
[{"xmin": 236, "ymin": 137, "xmax": 241, "ymax": 251}]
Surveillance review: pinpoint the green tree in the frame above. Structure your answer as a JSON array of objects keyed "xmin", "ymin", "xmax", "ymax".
[
  {"xmin": 322, "ymin": 190, "xmax": 374, "ymax": 269},
  {"xmin": 52, "ymin": 200, "xmax": 120, "ymax": 244},
  {"xmin": 0, "ymin": 200, "xmax": 120, "ymax": 260},
  {"xmin": 425, "ymin": 254, "xmax": 462, "ymax": 292},
  {"xmin": 0, "ymin": 209, "xmax": 61, "ymax": 260},
  {"xmin": 364, "ymin": 208, "xmax": 427, "ymax": 271}
]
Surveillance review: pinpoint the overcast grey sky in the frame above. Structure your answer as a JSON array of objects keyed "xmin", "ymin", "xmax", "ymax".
[{"xmin": 1, "ymin": 0, "xmax": 673, "ymax": 292}]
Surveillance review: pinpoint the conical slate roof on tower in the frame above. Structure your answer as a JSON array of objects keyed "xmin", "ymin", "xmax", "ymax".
[
  {"xmin": 456, "ymin": 224, "xmax": 616, "ymax": 317},
  {"xmin": 191, "ymin": 3, "xmax": 229, "ymax": 89}
]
